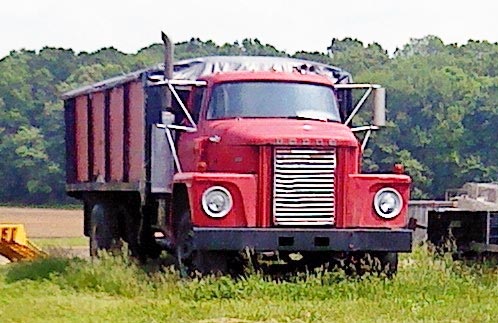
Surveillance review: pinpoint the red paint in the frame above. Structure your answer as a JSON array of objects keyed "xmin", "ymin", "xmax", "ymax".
[
  {"xmin": 203, "ymin": 118, "xmax": 357, "ymax": 147},
  {"xmin": 258, "ymin": 146, "xmax": 271, "ymax": 227},
  {"xmin": 127, "ymin": 81, "xmax": 145, "ymax": 182},
  {"xmin": 174, "ymin": 173, "xmax": 257, "ymax": 227},
  {"xmin": 90, "ymin": 92, "xmax": 105, "ymax": 180},
  {"xmin": 343, "ymin": 174, "xmax": 411, "ymax": 228},
  {"xmin": 74, "ymin": 95, "xmax": 89, "ymax": 182},
  {"xmin": 109, "ymin": 87, "xmax": 124, "ymax": 181}
]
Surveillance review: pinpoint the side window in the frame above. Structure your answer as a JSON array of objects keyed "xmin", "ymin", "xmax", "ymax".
[
  {"xmin": 206, "ymin": 86, "xmax": 228, "ymax": 119},
  {"xmin": 192, "ymin": 86, "xmax": 205, "ymax": 123}
]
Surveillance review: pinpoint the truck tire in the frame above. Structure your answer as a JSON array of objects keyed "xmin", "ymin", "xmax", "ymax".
[
  {"xmin": 174, "ymin": 210, "xmax": 194, "ymax": 275},
  {"xmin": 342, "ymin": 252, "xmax": 398, "ymax": 277},
  {"xmin": 89, "ymin": 203, "xmax": 119, "ymax": 257},
  {"xmin": 175, "ymin": 209, "xmax": 237, "ymax": 276},
  {"xmin": 373, "ymin": 252, "xmax": 398, "ymax": 277}
]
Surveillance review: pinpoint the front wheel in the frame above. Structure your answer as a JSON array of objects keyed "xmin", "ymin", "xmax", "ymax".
[
  {"xmin": 336, "ymin": 252, "xmax": 398, "ymax": 277},
  {"xmin": 377, "ymin": 252, "xmax": 398, "ymax": 277},
  {"xmin": 174, "ymin": 209, "xmax": 242, "ymax": 276},
  {"xmin": 362, "ymin": 252, "xmax": 398, "ymax": 277}
]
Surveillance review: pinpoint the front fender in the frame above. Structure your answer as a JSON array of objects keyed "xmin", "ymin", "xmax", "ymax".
[
  {"xmin": 343, "ymin": 174, "xmax": 411, "ymax": 228},
  {"xmin": 173, "ymin": 172, "xmax": 257, "ymax": 227}
]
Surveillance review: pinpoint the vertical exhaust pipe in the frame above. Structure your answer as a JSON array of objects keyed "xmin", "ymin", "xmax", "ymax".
[{"xmin": 161, "ymin": 32, "xmax": 174, "ymax": 110}]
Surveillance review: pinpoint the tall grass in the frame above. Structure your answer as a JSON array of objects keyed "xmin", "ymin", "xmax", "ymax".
[{"xmin": 1, "ymin": 247, "xmax": 498, "ymax": 322}]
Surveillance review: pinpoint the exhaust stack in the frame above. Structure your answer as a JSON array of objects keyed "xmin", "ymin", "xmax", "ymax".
[{"xmin": 161, "ymin": 32, "xmax": 174, "ymax": 110}]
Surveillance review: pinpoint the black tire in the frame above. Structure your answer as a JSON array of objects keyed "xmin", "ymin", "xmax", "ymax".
[
  {"xmin": 137, "ymin": 203, "xmax": 163, "ymax": 260},
  {"xmin": 117, "ymin": 203, "xmax": 143, "ymax": 259},
  {"xmin": 174, "ymin": 209, "xmax": 239, "ymax": 276},
  {"xmin": 372, "ymin": 252, "xmax": 398, "ymax": 277},
  {"xmin": 339, "ymin": 252, "xmax": 398, "ymax": 277},
  {"xmin": 89, "ymin": 203, "xmax": 119, "ymax": 257},
  {"xmin": 174, "ymin": 209, "xmax": 195, "ymax": 276}
]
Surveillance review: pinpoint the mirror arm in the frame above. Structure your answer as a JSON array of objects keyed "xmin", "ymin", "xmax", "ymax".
[
  {"xmin": 344, "ymin": 87, "xmax": 372, "ymax": 126},
  {"xmin": 361, "ymin": 128, "xmax": 373, "ymax": 151},
  {"xmin": 165, "ymin": 127, "xmax": 182, "ymax": 173},
  {"xmin": 167, "ymin": 82, "xmax": 198, "ymax": 131},
  {"xmin": 350, "ymin": 125, "xmax": 380, "ymax": 151}
]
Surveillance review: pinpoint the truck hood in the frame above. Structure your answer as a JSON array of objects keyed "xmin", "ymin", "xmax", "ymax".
[{"xmin": 204, "ymin": 118, "xmax": 359, "ymax": 147}]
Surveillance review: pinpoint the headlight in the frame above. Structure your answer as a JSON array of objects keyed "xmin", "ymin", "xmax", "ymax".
[
  {"xmin": 201, "ymin": 186, "xmax": 233, "ymax": 218},
  {"xmin": 373, "ymin": 188, "xmax": 403, "ymax": 219}
]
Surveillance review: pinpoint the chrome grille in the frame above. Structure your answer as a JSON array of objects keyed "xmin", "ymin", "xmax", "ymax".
[{"xmin": 273, "ymin": 148, "xmax": 336, "ymax": 225}]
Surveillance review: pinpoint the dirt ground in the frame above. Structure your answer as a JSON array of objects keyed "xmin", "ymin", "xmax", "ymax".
[
  {"xmin": 0, "ymin": 207, "xmax": 88, "ymax": 262},
  {"xmin": 0, "ymin": 207, "xmax": 84, "ymax": 238}
]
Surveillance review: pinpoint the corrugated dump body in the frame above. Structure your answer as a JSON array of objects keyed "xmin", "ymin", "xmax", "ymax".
[{"xmin": 64, "ymin": 80, "xmax": 148, "ymax": 194}]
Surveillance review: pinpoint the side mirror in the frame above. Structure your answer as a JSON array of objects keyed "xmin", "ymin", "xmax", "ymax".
[{"xmin": 372, "ymin": 87, "xmax": 386, "ymax": 127}]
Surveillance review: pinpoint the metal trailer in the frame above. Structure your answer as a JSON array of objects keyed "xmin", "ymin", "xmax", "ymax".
[{"xmin": 409, "ymin": 183, "xmax": 498, "ymax": 255}]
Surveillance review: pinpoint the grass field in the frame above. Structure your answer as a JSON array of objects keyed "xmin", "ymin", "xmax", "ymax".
[
  {"xmin": 31, "ymin": 237, "xmax": 88, "ymax": 248},
  {"xmin": 1, "ymin": 247, "xmax": 497, "ymax": 323}
]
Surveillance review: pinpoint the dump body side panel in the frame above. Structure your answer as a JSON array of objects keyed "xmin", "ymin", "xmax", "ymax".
[
  {"xmin": 109, "ymin": 86, "xmax": 125, "ymax": 182},
  {"xmin": 75, "ymin": 95, "xmax": 89, "ymax": 182},
  {"xmin": 128, "ymin": 82, "xmax": 146, "ymax": 182},
  {"xmin": 64, "ymin": 98, "xmax": 77, "ymax": 184},
  {"xmin": 65, "ymin": 80, "xmax": 147, "ymax": 194},
  {"xmin": 91, "ymin": 91, "xmax": 106, "ymax": 180}
]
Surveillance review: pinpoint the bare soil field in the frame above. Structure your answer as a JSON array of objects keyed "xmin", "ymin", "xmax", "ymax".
[
  {"xmin": 0, "ymin": 207, "xmax": 88, "ymax": 260},
  {"xmin": 0, "ymin": 206, "xmax": 84, "ymax": 238}
]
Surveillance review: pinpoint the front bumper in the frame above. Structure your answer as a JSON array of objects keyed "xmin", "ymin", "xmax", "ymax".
[{"xmin": 192, "ymin": 228, "xmax": 412, "ymax": 252}]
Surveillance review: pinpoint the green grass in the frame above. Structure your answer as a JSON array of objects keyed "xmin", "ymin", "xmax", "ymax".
[
  {"xmin": 1, "ymin": 247, "xmax": 498, "ymax": 322},
  {"xmin": 31, "ymin": 237, "xmax": 88, "ymax": 248}
]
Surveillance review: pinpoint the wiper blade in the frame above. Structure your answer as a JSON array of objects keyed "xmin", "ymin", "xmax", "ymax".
[{"xmin": 286, "ymin": 116, "xmax": 329, "ymax": 122}]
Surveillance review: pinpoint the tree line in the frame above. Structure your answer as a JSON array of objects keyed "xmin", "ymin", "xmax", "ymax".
[{"xmin": 0, "ymin": 35, "xmax": 497, "ymax": 204}]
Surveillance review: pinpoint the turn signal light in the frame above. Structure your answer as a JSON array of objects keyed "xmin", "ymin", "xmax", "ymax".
[{"xmin": 197, "ymin": 161, "xmax": 208, "ymax": 172}]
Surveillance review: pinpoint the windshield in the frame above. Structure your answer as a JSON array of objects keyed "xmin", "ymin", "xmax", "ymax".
[{"xmin": 206, "ymin": 82, "xmax": 341, "ymax": 122}]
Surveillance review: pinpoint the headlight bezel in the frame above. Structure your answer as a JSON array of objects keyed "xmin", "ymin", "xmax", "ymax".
[
  {"xmin": 201, "ymin": 186, "xmax": 233, "ymax": 218},
  {"xmin": 373, "ymin": 187, "xmax": 403, "ymax": 219}
]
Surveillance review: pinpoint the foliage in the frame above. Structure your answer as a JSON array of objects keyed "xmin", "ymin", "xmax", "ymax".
[
  {"xmin": 0, "ymin": 35, "xmax": 497, "ymax": 202},
  {"xmin": 1, "ymin": 247, "xmax": 498, "ymax": 322}
]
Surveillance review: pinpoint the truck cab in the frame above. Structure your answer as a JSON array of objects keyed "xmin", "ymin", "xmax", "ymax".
[{"xmin": 174, "ymin": 70, "xmax": 409, "ymax": 227}]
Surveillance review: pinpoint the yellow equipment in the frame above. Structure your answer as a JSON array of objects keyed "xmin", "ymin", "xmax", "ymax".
[{"xmin": 0, "ymin": 224, "xmax": 46, "ymax": 261}]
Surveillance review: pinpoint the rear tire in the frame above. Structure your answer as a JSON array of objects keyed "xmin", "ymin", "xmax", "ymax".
[{"xmin": 89, "ymin": 203, "xmax": 119, "ymax": 257}]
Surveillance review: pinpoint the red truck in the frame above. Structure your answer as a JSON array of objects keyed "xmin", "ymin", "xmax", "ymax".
[{"xmin": 63, "ymin": 36, "xmax": 412, "ymax": 274}]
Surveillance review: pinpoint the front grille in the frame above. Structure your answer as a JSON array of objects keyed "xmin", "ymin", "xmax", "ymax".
[{"xmin": 273, "ymin": 148, "xmax": 336, "ymax": 225}]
